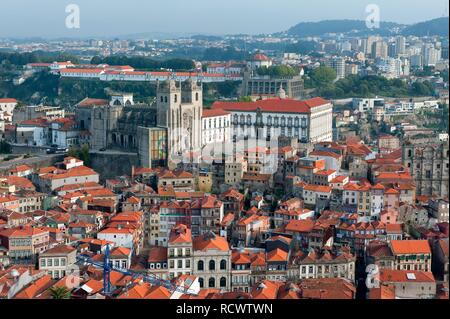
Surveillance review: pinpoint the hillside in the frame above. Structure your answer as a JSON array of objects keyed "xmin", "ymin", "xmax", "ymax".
[
  {"xmin": 287, "ymin": 19, "xmax": 402, "ymax": 37},
  {"xmin": 402, "ymin": 17, "xmax": 449, "ymax": 37},
  {"xmin": 286, "ymin": 17, "xmax": 449, "ymax": 37}
]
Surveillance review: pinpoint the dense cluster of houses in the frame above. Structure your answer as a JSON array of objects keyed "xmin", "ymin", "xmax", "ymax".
[{"xmin": 0, "ymin": 132, "xmax": 448, "ymax": 299}]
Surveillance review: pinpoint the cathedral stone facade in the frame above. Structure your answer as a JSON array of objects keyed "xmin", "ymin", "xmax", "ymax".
[
  {"xmin": 402, "ymin": 140, "xmax": 449, "ymax": 197},
  {"xmin": 156, "ymin": 78, "xmax": 203, "ymax": 159}
]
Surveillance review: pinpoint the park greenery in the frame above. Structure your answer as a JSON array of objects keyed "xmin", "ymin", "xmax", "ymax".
[
  {"xmin": 90, "ymin": 55, "xmax": 195, "ymax": 71},
  {"xmin": 305, "ymin": 66, "xmax": 436, "ymax": 99},
  {"xmin": 256, "ymin": 65, "xmax": 299, "ymax": 77}
]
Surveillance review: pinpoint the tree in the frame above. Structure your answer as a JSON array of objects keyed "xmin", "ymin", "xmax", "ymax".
[
  {"xmin": 0, "ymin": 140, "xmax": 12, "ymax": 154},
  {"xmin": 309, "ymin": 67, "xmax": 337, "ymax": 87},
  {"xmin": 67, "ymin": 144, "xmax": 91, "ymax": 167},
  {"xmin": 49, "ymin": 286, "xmax": 71, "ymax": 299},
  {"xmin": 411, "ymin": 81, "xmax": 433, "ymax": 96},
  {"xmin": 256, "ymin": 65, "xmax": 298, "ymax": 77},
  {"xmin": 238, "ymin": 96, "xmax": 253, "ymax": 102}
]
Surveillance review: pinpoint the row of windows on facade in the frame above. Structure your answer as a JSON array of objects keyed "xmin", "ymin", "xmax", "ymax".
[
  {"xmin": 204, "ymin": 118, "xmax": 230, "ymax": 129},
  {"xmin": 40, "ymin": 257, "xmax": 67, "ymax": 267},
  {"xmin": 161, "ymin": 259, "xmax": 229, "ymax": 271},
  {"xmin": 233, "ymin": 115, "xmax": 307, "ymax": 127},
  {"xmin": 198, "ymin": 277, "xmax": 227, "ymax": 288}
]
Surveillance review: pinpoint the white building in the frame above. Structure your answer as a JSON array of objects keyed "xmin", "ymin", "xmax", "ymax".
[
  {"xmin": 352, "ymin": 98, "xmax": 385, "ymax": 113},
  {"xmin": 247, "ymin": 53, "xmax": 273, "ymax": 70},
  {"xmin": 201, "ymin": 109, "xmax": 231, "ymax": 147},
  {"xmin": 97, "ymin": 228, "xmax": 134, "ymax": 251},
  {"xmin": 0, "ymin": 98, "xmax": 18, "ymax": 121},
  {"xmin": 212, "ymin": 95, "xmax": 333, "ymax": 144}
]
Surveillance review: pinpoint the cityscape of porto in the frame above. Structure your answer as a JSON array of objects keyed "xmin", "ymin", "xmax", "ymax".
[{"xmin": 0, "ymin": 0, "xmax": 449, "ymax": 310}]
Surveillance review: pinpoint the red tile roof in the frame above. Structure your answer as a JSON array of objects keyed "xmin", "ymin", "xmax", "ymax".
[
  {"xmin": 390, "ymin": 240, "xmax": 431, "ymax": 255},
  {"xmin": 212, "ymin": 97, "xmax": 330, "ymax": 114}
]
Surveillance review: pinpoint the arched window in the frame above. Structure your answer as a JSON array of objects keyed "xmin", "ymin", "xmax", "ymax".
[
  {"xmin": 209, "ymin": 260, "xmax": 215, "ymax": 271},
  {"xmin": 164, "ymin": 96, "xmax": 168, "ymax": 103},
  {"xmin": 174, "ymin": 94, "xmax": 178, "ymax": 103},
  {"xmin": 160, "ymin": 96, "xmax": 164, "ymax": 103},
  {"xmin": 198, "ymin": 260, "xmax": 204, "ymax": 271},
  {"xmin": 113, "ymin": 99, "xmax": 121, "ymax": 106},
  {"xmin": 220, "ymin": 259, "xmax": 226, "ymax": 270},
  {"xmin": 220, "ymin": 277, "xmax": 226, "ymax": 288},
  {"xmin": 125, "ymin": 99, "xmax": 132, "ymax": 106},
  {"xmin": 198, "ymin": 277, "xmax": 204, "ymax": 288},
  {"xmin": 195, "ymin": 92, "xmax": 199, "ymax": 101},
  {"xmin": 208, "ymin": 277, "xmax": 215, "ymax": 288}
]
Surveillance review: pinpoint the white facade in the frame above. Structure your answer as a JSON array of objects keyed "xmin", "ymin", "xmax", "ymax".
[
  {"xmin": 201, "ymin": 113, "xmax": 231, "ymax": 146},
  {"xmin": 227, "ymin": 101, "xmax": 333, "ymax": 144},
  {"xmin": 97, "ymin": 231, "xmax": 133, "ymax": 250}
]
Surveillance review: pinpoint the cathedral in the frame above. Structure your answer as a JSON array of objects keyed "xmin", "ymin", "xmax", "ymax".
[{"xmin": 76, "ymin": 78, "xmax": 203, "ymax": 169}]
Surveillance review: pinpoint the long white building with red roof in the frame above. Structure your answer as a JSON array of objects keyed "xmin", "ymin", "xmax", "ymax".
[{"xmin": 212, "ymin": 95, "xmax": 333, "ymax": 143}]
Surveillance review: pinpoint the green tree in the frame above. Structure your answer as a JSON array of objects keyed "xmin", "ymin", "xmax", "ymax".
[
  {"xmin": 238, "ymin": 96, "xmax": 253, "ymax": 102},
  {"xmin": 67, "ymin": 144, "xmax": 91, "ymax": 167},
  {"xmin": 309, "ymin": 66, "xmax": 337, "ymax": 87},
  {"xmin": 49, "ymin": 286, "xmax": 71, "ymax": 299},
  {"xmin": 256, "ymin": 65, "xmax": 298, "ymax": 77},
  {"xmin": 0, "ymin": 140, "xmax": 12, "ymax": 154}
]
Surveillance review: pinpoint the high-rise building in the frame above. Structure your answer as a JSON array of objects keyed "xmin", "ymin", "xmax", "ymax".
[
  {"xmin": 423, "ymin": 44, "xmax": 441, "ymax": 66},
  {"xmin": 388, "ymin": 42, "xmax": 397, "ymax": 58},
  {"xmin": 395, "ymin": 36, "xmax": 406, "ymax": 56},
  {"xmin": 366, "ymin": 35, "xmax": 380, "ymax": 56},
  {"xmin": 410, "ymin": 54, "xmax": 423, "ymax": 68},
  {"xmin": 326, "ymin": 56, "xmax": 346, "ymax": 80},
  {"xmin": 371, "ymin": 41, "xmax": 388, "ymax": 59}
]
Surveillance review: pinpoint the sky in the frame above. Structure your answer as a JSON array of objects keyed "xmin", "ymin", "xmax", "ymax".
[{"xmin": 0, "ymin": 0, "xmax": 448, "ymax": 38}]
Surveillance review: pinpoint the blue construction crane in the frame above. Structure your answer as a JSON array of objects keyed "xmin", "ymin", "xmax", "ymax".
[{"xmin": 76, "ymin": 244, "xmax": 198, "ymax": 297}]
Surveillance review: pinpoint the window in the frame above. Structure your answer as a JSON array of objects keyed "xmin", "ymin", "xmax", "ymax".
[
  {"xmin": 208, "ymin": 277, "xmax": 215, "ymax": 288},
  {"xmin": 220, "ymin": 259, "xmax": 227, "ymax": 270},
  {"xmin": 40, "ymin": 259, "xmax": 46, "ymax": 267},
  {"xmin": 198, "ymin": 260, "xmax": 204, "ymax": 271},
  {"xmin": 220, "ymin": 277, "xmax": 227, "ymax": 288},
  {"xmin": 209, "ymin": 260, "xmax": 215, "ymax": 271},
  {"xmin": 199, "ymin": 277, "xmax": 204, "ymax": 288}
]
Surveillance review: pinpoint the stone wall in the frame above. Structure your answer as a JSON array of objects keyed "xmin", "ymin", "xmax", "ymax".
[{"xmin": 89, "ymin": 151, "xmax": 139, "ymax": 181}]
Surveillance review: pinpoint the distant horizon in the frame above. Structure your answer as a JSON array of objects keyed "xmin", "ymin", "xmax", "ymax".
[
  {"xmin": 0, "ymin": 0, "xmax": 448, "ymax": 39},
  {"xmin": 1, "ymin": 16, "xmax": 449, "ymax": 41}
]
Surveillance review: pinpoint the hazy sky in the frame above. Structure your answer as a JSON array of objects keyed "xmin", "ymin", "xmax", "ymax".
[{"xmin": 0, "ymin": 0, "xmax": 448, "ymax": 38}]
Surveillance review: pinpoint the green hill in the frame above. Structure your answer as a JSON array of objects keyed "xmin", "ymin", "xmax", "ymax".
[{"xmin": 402, "ymin": 17, "xmax": 449, "ymax": 37}]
